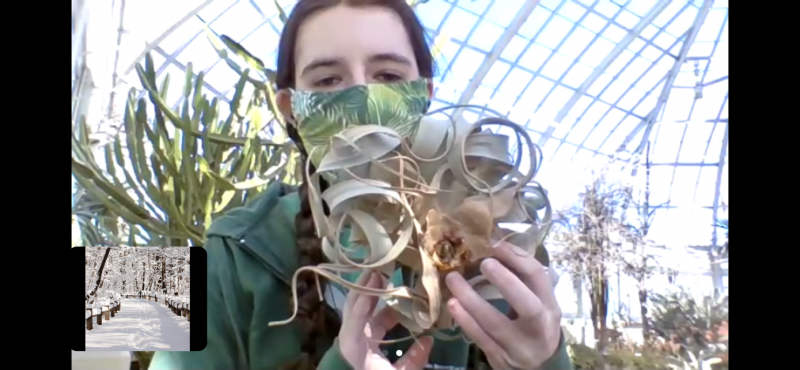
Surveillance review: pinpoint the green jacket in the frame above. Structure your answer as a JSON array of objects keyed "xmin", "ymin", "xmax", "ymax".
[{"xmin": 151, "ymin": 183, "xmax": 572, "ymax": 370}]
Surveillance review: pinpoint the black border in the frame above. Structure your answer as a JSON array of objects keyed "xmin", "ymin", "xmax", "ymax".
[
  {"xmin": 190, "ymin": 247, "xmax": 208, "ymax": 351},
  {"xmin": 72, "ymin": 247, "xmax": 207, "ymax": 352}
]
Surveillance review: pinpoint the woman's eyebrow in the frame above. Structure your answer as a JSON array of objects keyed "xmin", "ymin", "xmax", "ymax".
[
  {"xmin": 368, "ymin": 53, "xmax": 412, "ymax": 66},
  {"xmin": 300, "ymin": 53, "xmax": 412, "ymax": 77},
  {"xmin": 300, "ymin": 57, "xmax": 343, "ymax": 77}
]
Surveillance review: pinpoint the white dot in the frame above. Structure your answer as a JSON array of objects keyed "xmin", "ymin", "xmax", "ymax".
[{"xmin": 396, "ymin": 350, "xmax": 403, "ymax": 357}]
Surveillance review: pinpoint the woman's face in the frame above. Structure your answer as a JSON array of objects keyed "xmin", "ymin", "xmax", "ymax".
[{"xmin": 292, "ymin": 5, "xmax": 421, "ymax": 92}]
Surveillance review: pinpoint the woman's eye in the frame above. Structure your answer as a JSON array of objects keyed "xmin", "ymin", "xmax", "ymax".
[
  {"xmin": 313, "ymin": 76, "xmax": 341, "ymax": 87},
  {"xmin": 375, "ymin": 72, "xmax": 404, "ymax": 83}
]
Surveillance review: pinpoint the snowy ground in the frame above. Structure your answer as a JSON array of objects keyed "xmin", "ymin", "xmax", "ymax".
[{"xmin": 86, "ymin": 297, "xmax": 189, "ymax": 351}]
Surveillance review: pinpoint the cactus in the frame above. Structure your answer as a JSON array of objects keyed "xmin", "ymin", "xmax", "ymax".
[
  {"xmin": 70, "ymin": 0, "xmax": 447, "ymax": 247},
  {"xmin": 71, "ymin": 52, "xmax": 295, "ymax": 246}
]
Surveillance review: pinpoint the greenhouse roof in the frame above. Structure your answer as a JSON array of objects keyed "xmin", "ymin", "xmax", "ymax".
[{"xmin": 75, "ymin": 0, "xmax": 728, "ymax": 278}]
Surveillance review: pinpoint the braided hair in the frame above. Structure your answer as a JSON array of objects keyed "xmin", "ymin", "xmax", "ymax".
[{"xmin": 275, "ymin": 1, "xmax": 434, "ymax": 367}]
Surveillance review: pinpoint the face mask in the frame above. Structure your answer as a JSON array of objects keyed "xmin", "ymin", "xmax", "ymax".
[{"xmin": 290, "ymin": 78, "xmax": 431, "ymax": 167}]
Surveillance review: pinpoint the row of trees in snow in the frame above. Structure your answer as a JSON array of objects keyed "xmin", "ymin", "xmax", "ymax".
[{"xmin": 85, "ymin": 247, "xmax": 190, "ymax": 306}]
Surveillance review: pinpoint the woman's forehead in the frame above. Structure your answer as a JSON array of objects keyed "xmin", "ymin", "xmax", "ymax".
[{"xmin": 294, "ymin": 5, "xmax": 416, "ymax": 69}]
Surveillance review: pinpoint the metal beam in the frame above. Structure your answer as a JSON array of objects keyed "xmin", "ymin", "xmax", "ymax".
[
  {"xmin": 551, "ymin": 0, "xmax": 672, "ymax": 126},
  {"xmin": 709, "ymin": 93, "xmax": 728, "ymax": 297},
  {"xmin": 710, "ymin": 113, "xmax": 728, "ymax": 227},
  {"xmin": 71, "ymin": 0, "xmax": 90, "ymax": 79},
  {"xmin": 673, "ymin": 118, "xmax": 728, "ymax": 123},
  {"xmin": 123, "ymin": 0, "xmax": 215, "ymax": 75},
  {"xmin": 648, "ymin": 162, "xmax": 720, "ymax": 167},
  {"xmin": 151, "ymin": 46, "xmax": 230, "ymax": 103},
  {"xmin": 454, "ymin": 0, "xmax": 540, "ymax": 116},
  {"xmin": 623, "ymin": 0, "xmax": 714, "ymax": 155}
]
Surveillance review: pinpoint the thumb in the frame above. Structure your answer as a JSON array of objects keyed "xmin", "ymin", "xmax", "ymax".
[{"xmin": 393, "ymin": 336, "xmax": 434, "ymax": 370}]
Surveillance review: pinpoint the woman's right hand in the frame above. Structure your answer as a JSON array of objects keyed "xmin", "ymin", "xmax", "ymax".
[{"xmin": 338, "ymin": 271, "xmax": 433, "ymax": 370}]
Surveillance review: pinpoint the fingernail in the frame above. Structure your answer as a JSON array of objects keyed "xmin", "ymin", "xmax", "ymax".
[
  {"xmin": 446, "ymin": 272, "xmax": 459, "ymax": 284},
  {"xmin": 481, "ymin": 258, "xmax": 498, "ymax": 272},
  {"xmin": 447, "ymin": 298, "xmax": 458, "ymax": 310}
]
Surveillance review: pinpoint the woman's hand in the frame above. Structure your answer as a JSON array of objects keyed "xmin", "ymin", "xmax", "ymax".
[
  {"xmin": 339, "ymin": 271, "xmax": 434, "ymax": 370},
  {"xmin": 445, "ymin": 242, "xmax": 562, "ymax": 370}
]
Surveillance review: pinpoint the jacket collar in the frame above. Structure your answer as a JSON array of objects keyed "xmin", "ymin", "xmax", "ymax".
[{"xmin": 207, "ymin": 182, "xmax": 300, "ymax": 285}]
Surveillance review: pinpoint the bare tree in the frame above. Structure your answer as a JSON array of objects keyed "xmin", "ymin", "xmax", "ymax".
[
  {"xmin": 160, "ymin": 246, "xmax": 167, "ymax": 295},
  {"xmin": 85, "ymin": 247, "xmax": 111, "ymax": 303},
  {"xmin": 616, "ymin": 143, "xmax": 664, "ymax": 339},
  {"xmin": 84, "ymin": 247, "xmax": 190, "ymax": 300},
  {"xmin": 551, "ymin": 173, "xmax": 630, "ymax": 351}
]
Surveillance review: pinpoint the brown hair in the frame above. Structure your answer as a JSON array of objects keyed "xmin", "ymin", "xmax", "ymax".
[{"xmin": 276, "ymin": 0, "xmax": 434, "ymax": 367}]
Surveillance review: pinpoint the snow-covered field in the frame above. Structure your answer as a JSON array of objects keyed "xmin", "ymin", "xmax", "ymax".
[{"xmin": 85, "ymin": 297, "xmax": 189, "ymax": 351}]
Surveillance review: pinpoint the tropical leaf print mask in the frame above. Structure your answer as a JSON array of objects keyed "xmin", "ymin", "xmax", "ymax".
[{"xmin": 291, "ymin": 78, "xmax": 431, "ymax": 167}]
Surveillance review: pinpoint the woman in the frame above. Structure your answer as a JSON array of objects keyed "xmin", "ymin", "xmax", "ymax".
[{"xmin": 151, "ymin": 1, "xmax": 573, "ymax": 369}]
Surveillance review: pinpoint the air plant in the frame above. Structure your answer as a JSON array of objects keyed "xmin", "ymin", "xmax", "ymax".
[{"xmin": 266, "ymin": 108, "xmax": 553, "ymax": 342}]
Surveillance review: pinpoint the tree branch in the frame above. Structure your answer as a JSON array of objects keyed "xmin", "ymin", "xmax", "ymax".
[{"xmin": 85, "ymin": 248, "xmax": 111, "ymax": 302}]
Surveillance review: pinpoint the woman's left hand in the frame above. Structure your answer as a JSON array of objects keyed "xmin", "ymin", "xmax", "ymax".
[{"xmin": 445, "ymin": 242, "xmax": 562, "ymax": 370}]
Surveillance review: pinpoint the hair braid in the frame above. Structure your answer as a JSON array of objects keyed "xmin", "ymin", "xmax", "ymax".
[
  {"xmin": 283, "ymin": 123, "xmax": 342, "ymax": 369},
  {"xmin": 273, "ymin": 2, "xmax": 434, "ymax": 366}
]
